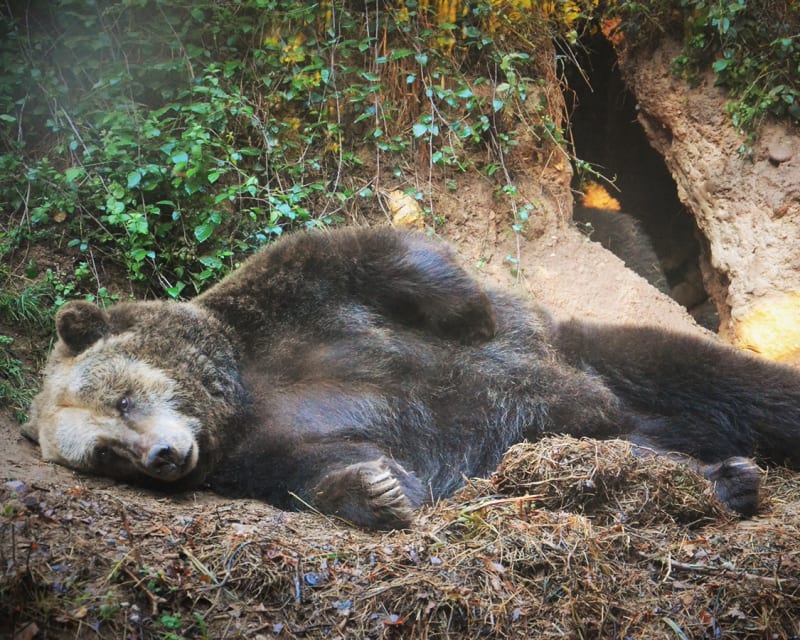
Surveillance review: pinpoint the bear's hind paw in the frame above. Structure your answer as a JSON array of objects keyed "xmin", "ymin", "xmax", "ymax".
[{"xmin": 703, "ymin": 456, "xmax": 762, "ymax": 517}]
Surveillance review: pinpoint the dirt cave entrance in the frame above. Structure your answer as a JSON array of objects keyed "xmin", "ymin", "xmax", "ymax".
[{"xmin": 561, "ymin": 33, "xmax": 720, "ymax": 332}]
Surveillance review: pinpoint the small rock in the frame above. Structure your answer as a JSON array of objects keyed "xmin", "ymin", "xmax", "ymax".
[
  {"xmin": 768, "ymin": 142, "xmax": 792, "ymax": 165},
  {"xmin": 5, "ymin": 480, "xmax": 26, "ymax": 494},
  {"xmin": 303, "ymin": 571, "xmax": 320, "ymax": 586}
]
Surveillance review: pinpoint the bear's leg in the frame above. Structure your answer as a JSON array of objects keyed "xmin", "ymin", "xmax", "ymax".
[
  {"xmin": 353, "ymin": 231, "xmax": 498, "ymax": 344},
  {"xmin": 197, "ymin": 228, "xmax": 498, "ymax": 345},
  {"xmin": 555, "ymin": 319, "xmax": 800, "ymax": 470},
  {"xmin": 310, "ymin": 456, "xmax": 426, "ymax": 530}
]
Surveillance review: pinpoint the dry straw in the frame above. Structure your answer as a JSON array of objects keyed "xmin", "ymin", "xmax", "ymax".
[{"xmin": 2, "ymin": 436, "xmax": 799, "ymax": 638}]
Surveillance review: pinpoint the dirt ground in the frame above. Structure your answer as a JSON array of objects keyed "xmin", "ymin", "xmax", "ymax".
[{"xmin": 4, "ymin": 179, "xmax": 800, "ymax": 638}]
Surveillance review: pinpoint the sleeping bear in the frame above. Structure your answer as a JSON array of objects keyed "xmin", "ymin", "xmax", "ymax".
[{"xmin": 23, "ymin": 226, "xmax": 800, "ymax": 529}]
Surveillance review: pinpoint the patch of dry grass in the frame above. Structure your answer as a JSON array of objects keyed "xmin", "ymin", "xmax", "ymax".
[{"xmin": 2, "ymin": 437, "xmax": 800, "ymax": 639}]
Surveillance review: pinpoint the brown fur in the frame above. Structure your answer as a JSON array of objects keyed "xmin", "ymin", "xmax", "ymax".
[{"xmin": 24, "ymin": 227, "xmax": 800, "ymax": 529}]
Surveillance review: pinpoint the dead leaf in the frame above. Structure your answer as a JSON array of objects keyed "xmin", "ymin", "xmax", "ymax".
[
  {"xmin": 13, "ymin": 622, "xmax": 39, "ymax": 640},
  {"xmin": 385, "ymin": 189, "xmax": 424, "ymax": 229}
]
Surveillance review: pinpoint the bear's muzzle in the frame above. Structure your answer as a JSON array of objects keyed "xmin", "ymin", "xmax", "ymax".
[{"xmin": 143, "ymin": 439, "xmax": 196, "ymax": 481}]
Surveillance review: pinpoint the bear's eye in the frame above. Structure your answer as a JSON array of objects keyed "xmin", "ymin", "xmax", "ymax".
[
  {"xmin": 95, "ymin": 446, "xmax": 113, "ymax": 461},
  {"xmin": 116, "ymin": 397, "xmax": 132, "ymax": 415}
]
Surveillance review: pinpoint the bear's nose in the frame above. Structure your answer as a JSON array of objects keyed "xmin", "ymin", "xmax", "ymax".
[{"xmin": 144, "ymin": 441, "xmax": 186, "ymax": 477}]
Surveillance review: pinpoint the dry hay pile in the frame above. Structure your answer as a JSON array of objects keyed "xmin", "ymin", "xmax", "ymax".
[{"xmin": 2, "ymin": 436, "xmax": 800, "ymax": 639}]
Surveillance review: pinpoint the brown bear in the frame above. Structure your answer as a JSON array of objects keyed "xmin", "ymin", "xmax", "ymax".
[
  {"xmin": 22, "ymin": 226, "xmax": 800, "ymax": 529},
  {"xmin": 573, "ymin": 205, "xmax": 669, "ymax": 293}
]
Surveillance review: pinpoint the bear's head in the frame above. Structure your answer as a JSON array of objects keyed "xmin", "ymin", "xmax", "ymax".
[{"xmin": 23, "ymin": 299, "xmax": 250, "ymax": 489}]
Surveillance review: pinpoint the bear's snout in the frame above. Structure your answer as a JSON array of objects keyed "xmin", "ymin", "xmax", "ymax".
[{"xmin": 143, "ymin": 440, "xmax": 193, "ymax": 480}]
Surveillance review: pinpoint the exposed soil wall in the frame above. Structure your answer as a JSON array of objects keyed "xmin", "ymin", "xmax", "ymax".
[{"xmin": 615, "ymin": 39, "xmax": 800, "ymax": 364}]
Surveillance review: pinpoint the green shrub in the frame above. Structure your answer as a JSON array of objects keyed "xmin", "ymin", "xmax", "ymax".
[
  {"xmin": 0, "ymin": 0, "xmax": 577, "ymax": 299},
  {"xmin": 0, "ymin": 335, "xmax": 32, "ymax": 422},
  {"xmin": 2, "ymin": 1, "xmax": 794, "ymax": 307}
]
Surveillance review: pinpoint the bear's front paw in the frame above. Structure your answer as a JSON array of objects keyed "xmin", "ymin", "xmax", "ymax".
[
  {"xmin": 312, "ymin": 457, "xmax": 425, "ymax": 530},
  {"xmin": 704, "ymin": 456, "xmax": 762, "ymax": 516}
]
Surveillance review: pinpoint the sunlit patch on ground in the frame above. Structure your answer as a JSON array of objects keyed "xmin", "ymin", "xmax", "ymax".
[{"xmin": 735, "ymin": 292, "xmax": 800, "ymax": 365}]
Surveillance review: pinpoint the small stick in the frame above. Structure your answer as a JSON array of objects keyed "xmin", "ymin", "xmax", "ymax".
[
  {"xmin": 122, "ymin": 566, "xmax": 162, "ymax": 617},
  {"xmin": 638, "ymin": 551, "xmax": 793, "ymax": 587}
]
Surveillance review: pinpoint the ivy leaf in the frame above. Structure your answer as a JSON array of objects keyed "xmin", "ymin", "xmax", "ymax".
[
  {"xmin": 712, "ymin": 58, "xmax": 732, "ymax": 73},
  {"xmin": 65, "ymin": 167, "xmax": 86, "ymax": 183},
  {"xmin": 130, "ymin": 248, "xmax": 154, "ymax": 262},
  {"xmin": 127, "ymin": 170, "xmax": 142, "ymax": 189},
  {"xmin": 412, "ymin": 123, "xmax": 428, "ymax": 138},
  {"xmin": 390, "ymin": 49, "xmax": 414, "ymax": 60},
  {"xmin": 198, "ymin": 255, "xmax": 223, "ymax": 269},
  {"xmin": 194, "ymin": 224, "xmax": 214, "ymax": 243},
  {"xmin": 106, "ymin": 197, "xmax": 125, "ymax": 216},
  {"xmin": 166, "ymin": 282, "xmax": 186, "ymax": 299}
]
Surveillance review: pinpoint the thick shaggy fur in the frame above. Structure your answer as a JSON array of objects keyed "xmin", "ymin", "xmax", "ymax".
[
  {"xmin": 573, "ymin": 205, "xmax": 668, "ymax": 292},
  {"xmin": 24, "ymin": 227, "xmax": 800, "ymax": 528}
]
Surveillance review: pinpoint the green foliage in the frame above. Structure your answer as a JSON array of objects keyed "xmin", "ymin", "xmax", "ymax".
[
  {"xmin": 0, "ymin": 270, "xmax": 66, "ymax": 421},
  {"xmin": 0, "ymin": 278, "xmax": 52, "ymax": 330},
  {"xmin": 676, "ymin": 0, "xmax": 799, "ymax": 133},
  {"xmin": 158, "ymin": 613, "xmax": 182, "ymax": 630},
  {"xmin": 97, "ymin": 592, "xmax": 121, "ymax": 623},
  {"xmin": 0, "ymin": 0, "xmax": 576, "ymax": 301},
  {"xmin": 0, "ymin": 335, "xmax": 32, "ymax": 422},
  {"xmin": 1, "ymin": 0, "xmax": 793, "ymax": 310},
  {"xmin": 0, "ymin": 1, "xmax": 345, "ymax": 298},
  {"xmin": 612, "ymin": 0, "xmax": 799, "ymax": 136}
]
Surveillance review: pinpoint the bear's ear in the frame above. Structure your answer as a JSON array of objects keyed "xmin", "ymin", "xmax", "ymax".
[{"xmin": 56, "ymin": 300, "xmax": 111, "ymax": 355}]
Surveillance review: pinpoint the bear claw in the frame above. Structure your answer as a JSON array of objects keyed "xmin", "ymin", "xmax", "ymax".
[
  {"xmin": 366, "ymin": 473, "xmax": 411, "ymax": 511},
  {"xmin": 311, "ymin": 457, "xmax": 424, "ymax": 530}
]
